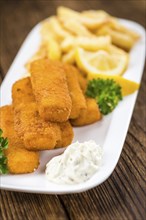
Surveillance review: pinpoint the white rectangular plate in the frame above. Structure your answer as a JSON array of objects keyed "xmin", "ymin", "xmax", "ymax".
[{"xmin": 0, "ymin": 19, "xmax": 145, "ymax": 194}]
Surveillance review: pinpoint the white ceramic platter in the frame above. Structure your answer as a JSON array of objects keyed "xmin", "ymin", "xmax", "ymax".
[{"xmin": 0, "ymin": 19, "xmax": 145, "ymax": 194}]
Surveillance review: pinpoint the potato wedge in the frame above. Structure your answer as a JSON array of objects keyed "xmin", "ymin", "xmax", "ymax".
[
  {"xmin": 49, "ymin": 16, "xmax": 72, "ymax": 40},
  {"xmin": 62, "ymin": 49, "xmax": 75, "ymax": 64},
  {"xmin": 61, "ymin": 36, "xmax": 111, "ymax": 52},
  {"xmin": 62, "ymin": 19, "xmax": 93, "ymax": 37},
  {"xmin": 97, "ymin": 26, "xmax": 135, "ymax": 50}
]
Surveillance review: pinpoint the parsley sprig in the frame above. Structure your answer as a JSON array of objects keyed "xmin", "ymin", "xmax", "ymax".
[
  {"xmin": 86, "ymin": 79, "xmax": 122, "ymax": 115},
  {"xmin": 0, "ymin": 129, "xmax": 9, "ymax": 174}
]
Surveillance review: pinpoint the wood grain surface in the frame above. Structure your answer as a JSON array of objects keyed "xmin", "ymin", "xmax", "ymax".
[{"xmin": 0, "ymin": 1, "xmax": 146, "ymax": 220}]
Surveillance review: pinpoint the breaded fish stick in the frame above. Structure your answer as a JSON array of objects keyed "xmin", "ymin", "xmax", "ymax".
[
  {"xmin": 0, "ymin": 105, "xmax": 39, "ymax": 174},
  {"xmin": 64, "ymin": 64, "xmax": 86, "ymax": 119},
  {"xmin": 56, "ymin": 121, "xmax": 74, "ymax": 148},
  {"xmin": 12, "ymin": 77, "xmax": 36, "ymax": 106},
  {"xmin": 0, "ymin": 106, "xmax": 23, "ymax": 151},
  {"xmin": 76, "ymin": 70, "xmax": 88, "ymax": 93},
  {"xmin": 30, "ymin": 59, "xmax": 72, "ymax": 122},
  {"xmin": 71, "ymin": 97, "xmax": 102, "ymax": 126},
  {"xmin": 12, "ymin": 77, "xmax": 61, "ymax": 151}
]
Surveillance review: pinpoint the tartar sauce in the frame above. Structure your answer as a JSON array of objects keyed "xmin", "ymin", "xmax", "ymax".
[{"xmin": 45, "ymin": 140, "xmax": 103, "ymax": 184}]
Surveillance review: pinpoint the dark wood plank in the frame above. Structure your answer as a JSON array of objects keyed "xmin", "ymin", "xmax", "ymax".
[
  {"xmin": 0, "ymin": 1, "xmax": 146, "ymax": 220},
  {"xmin": 133, "ymin": 67, "xmax": 146, "ymax": 132},
  {"xmin": 0, "ymin": 190, "xmax": 68, "ymax": 220}
]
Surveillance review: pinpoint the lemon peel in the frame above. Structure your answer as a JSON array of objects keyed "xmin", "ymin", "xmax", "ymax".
[
  {"xmin": 88, "ymin": 73, "xmax": 139, "ymax": 96},
  {"xmin": 75, "ymin": 47, "xmax": 129, "ymax": 76}
]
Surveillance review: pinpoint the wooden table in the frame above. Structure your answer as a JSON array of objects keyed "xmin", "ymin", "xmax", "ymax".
[{"xmin": 0, "ymin": 1, "xmax": 145, "ymax": 219}]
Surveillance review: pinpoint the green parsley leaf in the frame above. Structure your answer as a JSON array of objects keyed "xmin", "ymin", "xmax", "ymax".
[
  {"xmin": 86, "ymin": 78, "xmax": 122, "ymax": 115},
  {"xmin": 0, "ymin": 129, "xmax": 9, "ymax": 174}
]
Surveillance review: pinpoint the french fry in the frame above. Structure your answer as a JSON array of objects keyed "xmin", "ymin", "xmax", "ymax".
[
  {"xmin": 61, "ymin": 36, "xmax": 111, "ymax": 52},
  {"xmin": 45, "ymin": 36, "xmax": 61, "ymax": 60},
  {"xmin": 40, "ymin": 19, "xmax": 56, "ymax": 41},
  {"xmin": 40, "ymin": 19, "xmax": 64, "ymax": 61},
  {"xmin": 111, "ymin": 21, "xmax": 140, "ymax": 41},
  {"xmin": 109, "ymin": 30, "xmax": 135, "ymax": 51},
  {"xmin": 62, "ymin": 19, "xmax": 94, "ymax": 37},
  {"xmin": 57, "ymin": 6, "xmax": 81, "ymax": 21},
  {"xmin": 58, "ymin": 7, "xmax": 109, "ymax": 30},
  {"xmin": 49, "ymin": 16, "xmax": 72, "ymax": 40},
  {"xmin": 75, "ymin": 36, "xmax": 111, "ymax": 51},
  {"xmin": 81, "ymin": 10, "xmax": 110, "ymax": 19},
  {"xmin": 108, "ymin": 45, "xmax": 128, "ymax": 55},
  {"xmin": 80, "ymin": 16, "xmax": 109, "ymax": 30},
  {"xmin": 62, "ymin": 49, "xmax": 75, "ymax": 64},
  {"xmin": 61, "ymin": 37, "xmax": 75, "ymax": 52},
  {"xmin": 97, "ymin": 26, "xmax": 135, "ymax": 50}
]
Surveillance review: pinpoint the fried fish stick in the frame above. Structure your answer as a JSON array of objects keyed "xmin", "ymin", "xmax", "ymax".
[
  {"xmin": 56, "ymin": 121, "xmax": 74, "ymax": 148},
  {"xmin": 14, "ymin": 103, "xmax": 61, "ymax": 151},
  {"xmin": 64, "ymin": 64, "xmax": 86, "ymax": 119},
  {"xmin": 12, "ymin": 77, "xmax": 61, "ymax": 150},
  {"xmin": 7, "ymin": 148, "xmax": 39, "ymax": 174},
  {"xmin": 71, "ymin": 98, "xmax": 102, "ymax": 126},
  {"xmin": 76, "ymin": 70, "xmax": 88, "ymax": 93},
  {"xmin": 30, "ymin": 59, "xmax": 72, "ymax": 122},
  {"xmin": 12, "ymin": 76, "xmax": 36, "ymax": 107},
  {"xmin": 0, "ymin": 106, "xmax": 23, "ymax": 152},
  {"xmin": 0, "ymin": 105, "xmax": 39, "ymax": 174}
]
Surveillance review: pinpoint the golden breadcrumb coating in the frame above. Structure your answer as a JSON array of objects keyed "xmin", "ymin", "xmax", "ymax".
[
  {"xmin": 30, "ymin": 59, "xmax": 72, "ymax": 122},
  {"xmin": 0, "ymin": 106, "xmax": 23, "ymax": 152},
  {"xmin": 76, "ymin": 70, "xmax": 88, "ymax": 93},
  {"xmin": 7, "ymin": 148, "xmax": 39, "ymax": 174},
  {"xmin": 56, "ymin": 121, "xmax": 74, "ymax": 148},
  {"xmin": 12, "ymin": 77, "xmax": 35, "ymax": 107},
  {"xmin": 64, "ymin": 64, "xmax": 87, "ymax": 119},
  {"xmin": 71, "ymin": 97, "xmax": 102, "ymax": 126},
  {"xmin": 12, "ymin": 77, "xmax": 61, "ymax": 150},
  {"xmin": 0, "ymin": 105, "xmax": 39, "ymax": 174}
]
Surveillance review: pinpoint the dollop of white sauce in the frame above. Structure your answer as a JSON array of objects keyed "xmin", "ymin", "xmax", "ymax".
[{"xmin": 45, "ymin": 140, "xmax": 103, "ymax": 184}]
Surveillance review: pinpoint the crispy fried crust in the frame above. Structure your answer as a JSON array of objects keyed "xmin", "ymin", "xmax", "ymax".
[
  {"xmin": 7, "ymin": 148, "xmax": 39, "ymax": 174},
  {"xmin": 64, "ymin": 64, "xmax": 87, "ymax": 119},
  {"xmin": 56, "ymin": 121, "xmax": 74, "ymax": 148},
  {"xmin": 0, "ymin": 105, "xmax": 39, "ymax": 174},
  {"xmin": 76, "ymin": 70, "xmax": 88, "ymax": 93},
  {"xmin": 0, "ymin": 105, "xmax": 24, "ymax": 152},
  {"xmin": 12, "ymin": 77, "xmax": 35, "ymax": 107},
  {"xmin": 12, "ymin": 77, "xmax": 61, "ymax": 150},
  {"xmin": 71, "ymin": 97, "xmax": 102, "ymax": 126},
  {"xmin": 30, "ymin": 59, "xmax": 72, "ymax": 122}
]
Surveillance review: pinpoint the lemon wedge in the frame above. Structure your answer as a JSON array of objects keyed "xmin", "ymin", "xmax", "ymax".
[
  {"xmin": 75, "ymin": 47, "xmax": 128, "ymax": 76},
  {"xmin": 88, "ymin": 73, "xmax": 139, "ymax": 96}
]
